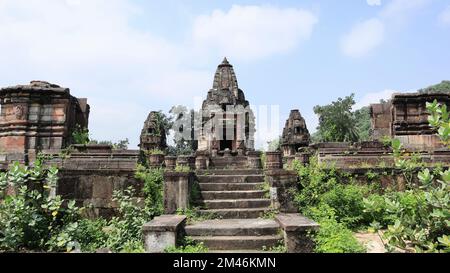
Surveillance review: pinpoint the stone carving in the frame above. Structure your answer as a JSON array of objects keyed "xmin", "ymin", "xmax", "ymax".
[
  {"xmin": 140, "ymin": 111, "xmax": 167, "ymax": 151},
  {"xmin": 281, "ymin": 110, "xmax": 311, "ymax": 156},
  {"xmin": 198, "ymin": 58, "xmax": 256, "ymax": 155},
  {"xmin": 370, "ymin": 92, "xmax": 450, "ymax": 149},
  {"xmin": 0, "ymin": 81, "xmax": 89, "ymax": 162}
]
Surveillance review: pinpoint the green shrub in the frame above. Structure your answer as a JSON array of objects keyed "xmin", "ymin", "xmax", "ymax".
[
  {"xmin": 314, "ymin": 219, "xmax": 366, "ymax": 253},
  {"xmin": 320, "ymin": 184, "xmax": 371, "ymax": 229},
  {"xmin": 0, "ymin": 162, "xmax": 82, "ymax": 252},
  {"xmin": 135, "ymin": 165, "xmax": 164, "ymax": 217},
  {"xmin": 305, "ymin": 204, "xmax": 365, "ymax": 253},
  {"xmin": 105, "ymin": 187, "xmax": 149, "ymax": 252},
  {"xmin": 72, "ymin": 125, "xmax": 90, "ymax": 145},
  {"xmin": 72, "ymin": 218, "xmax": 108, "ymax": 252}
]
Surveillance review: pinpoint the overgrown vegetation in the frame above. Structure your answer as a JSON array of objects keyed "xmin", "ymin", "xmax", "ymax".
[
  {"xmin": 0, "ymin": 159, "xmax": 165, "ymax": 253},
  {"xmin": 72, "ymin": 125, "xmax": 90, "ymax": 145},
  {"xmin": 418, "ymin": 80, "xmax": 450, "ymax": 94}
]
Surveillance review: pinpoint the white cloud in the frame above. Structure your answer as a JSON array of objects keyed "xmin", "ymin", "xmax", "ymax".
[
  {"xmin": 192, "ymin": 5, "xmax": 318, "ymax": 61},
  {"xmin": 341, "ymin": 18, "xmax": 385, "ymax": 58},
  {"xmin": 354, "ymin": 89, "xmax": 396, "ymax": 110},
  {"xmin": 367, "ymin": 0, "xmax": 382, "ymax": 7},
  {"xmin": 438, "ymin": 6, "xmax": 450, "ymax": 26},
  {"xmin": 342, "ymin": 0, "xmax": 431, "ymax": 58},
  {"xmin": 0, "ymin": 1, "xmax": 317, "ymax": 148}
]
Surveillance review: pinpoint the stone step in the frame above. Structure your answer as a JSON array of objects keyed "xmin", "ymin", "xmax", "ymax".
[
  {"xmin": 199, "ymin": 208, "xmax": 269, "ymax": 219},
  {"xmin": 185, "ymin": 219, "xmax": 280, "ymax": 237},
  {"xmin": 199, "ymin": 183, "xmax": 264, "ymax": 191},
  {"xmin": 191, "ymin": 235, "xmax": 283, "ymax": 251},
  {"xmin": 198, "ymin": 175, "xmax": 265, "ymax": 184},
  {"xmin": 197, "ymin": 169, "xmax": 263, "ymax": 176},
  {"xmin": 203, "ymin": 199, "xmax": 271, "ymax": 209},
  {"xmin": 201, "ymin": 190, "xmax": 267, "ymax": 200}
]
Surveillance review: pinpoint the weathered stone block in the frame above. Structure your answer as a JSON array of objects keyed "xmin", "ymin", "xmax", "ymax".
[
  {"xmin": 143, "ymin": 215, "xmax": 187, "ymax": 253},
  {"xmin": 275, "ymin": 214, "xmax": 319, "ymax": 253},
  {"xmin": 164, "ymin": 172, "xmax": 195, "ymax": 214},
  {"xmin": 265, "ymin": 169, "xmax": 298, "ymax": 213}
]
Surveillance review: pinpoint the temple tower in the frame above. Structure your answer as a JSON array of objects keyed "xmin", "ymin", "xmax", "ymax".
[{"xmin": 198, "ymin": 58, "xmax": 255, "ymax": 155}]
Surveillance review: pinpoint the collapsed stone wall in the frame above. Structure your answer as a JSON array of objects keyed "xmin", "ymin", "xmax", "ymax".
[
  {"xmin": 370, "ymin": 92, "xmax": 450, "ymax": 149},
  {"xmin": 47, "ymin": 147, "xmax": 142, "ymax": 219}
]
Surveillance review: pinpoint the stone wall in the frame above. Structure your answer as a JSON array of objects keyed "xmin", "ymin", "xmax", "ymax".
[
  {"xmin": 47, "ymin": 147, "xmax": 141, "ymax": 218},
  {"xmin": 370, "ymin": 92, "xmax": 450, "ymax": 149},
  {"xmin": 311, "ymin": 142, "xmax": 450, "ymax": 169}
]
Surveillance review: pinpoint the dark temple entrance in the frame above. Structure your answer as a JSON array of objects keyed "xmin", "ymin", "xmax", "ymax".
[{"xmin": 220, "ymin": 140, "xmax": 233, "ymax": 151}]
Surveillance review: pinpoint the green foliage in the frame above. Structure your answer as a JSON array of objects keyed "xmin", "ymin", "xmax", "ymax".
[
  {"xmin": 90, "ymin": 139, "xmax": 130, "ymax": 150},
  {"xmin": 380, "ymin": 170, "xmax": 449, "ymax": 253},
  {"xmin": 260, "ymin": 152, "xmax": 267, "ymax": 170},
  {"xmin": 135, "ymin": 165, "xmax": 164, "ymax": 218},
  {"xmin": 165, "ymin": 237, "xmax": 208, "ymax": 253},
  {"xmin": 305, "ymin": 204, "xmax": 366, "ymax": 253},
  {"xmin": 363, "ymin": 133, "xmax": 450, "ymax": 253},
  {"xmin": 267, "ymin": 137, "xmax": 281, "ymax": 152},
  {"xmin": 427, "ymin": 99, "xmax": 450, "ymax": 147},
  {"xmin": 104, "ymin": 187, "xmax": 149, "ymax": 252},
  {"xmin": 320, "ymin": 184, "xmax": 371, "ymax": 229},
  {"xmin": 418, "ymin": 81, "xmax": 450, "ymax": 94},
  {"xmin": 146, "ymin": 149, "xmax": 165, "ymax": 156},
  {"xmin": 354, "ymin": 106, "xmax": 372, "ymax": 142},
  {"xmin": 167, "ymin": 106, "xmax": 199, "ymax": 156},
  {"xmin": 72, "ymin": 125, "xmax": 90, "ymax": 145},
  {"xmin": 71, "ymin": 218, "xmax": 108, "ymax": 252},
  {"xmin": 0, "ymin": 162, "xmax": 82, "ymax": 252},
  {"xmin": 262, "ymin": 240, "xmax": 287, "ymax": 253},
  {"xmin": 313, "ymin": 94, "xmax": 360, "ymax": 142},
  {"xmin": 174, "ymin": 165, "xmax": 191, "ymax": 173}
]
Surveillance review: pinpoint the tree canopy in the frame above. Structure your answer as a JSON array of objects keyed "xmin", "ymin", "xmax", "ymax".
[
  {"xmin": 418, "ymin": 81, "xmax": 450, "ymax": 94},
  {"xmin": 313, "ymin": 94, "xmax": 372, "ymax": 143}
]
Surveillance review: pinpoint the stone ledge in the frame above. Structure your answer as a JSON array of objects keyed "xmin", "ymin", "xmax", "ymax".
[
  {"xmin": 164, "ymin": 172, "xmax": 195, "ymax": 178},
  {"xmin": 275, "ymin": 214, "xmax": 320, "ymax": 232},
  {"xmin": 143, "ymin": 215, "xmax": 187, "ymax": 232}
]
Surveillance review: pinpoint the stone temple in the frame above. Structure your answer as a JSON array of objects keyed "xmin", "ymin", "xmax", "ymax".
[
  {"xmin": 281, "ymin": 110, "xmax": 311, "ymax": 157},
  {"xmin": 0, "ymin": 81, "xmax": 89, "ymax": 163},
  {"xmin": 197, "ymin": 58, "xmax": 256, "ymax": 155},
  {"xmin": 1, "ymin": 59, "xmax": 449, "ymax": 253}
]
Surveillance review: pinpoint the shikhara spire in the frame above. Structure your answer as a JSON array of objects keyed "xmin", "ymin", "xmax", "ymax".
[{"xmin": 212, "ymin": 57, "xmax": 239, "ymax": 96}]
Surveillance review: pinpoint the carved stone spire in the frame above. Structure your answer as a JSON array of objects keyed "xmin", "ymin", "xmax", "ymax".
[{"xmin": 212, "ymin": 57, "xmax": 239, "ymax": 97}]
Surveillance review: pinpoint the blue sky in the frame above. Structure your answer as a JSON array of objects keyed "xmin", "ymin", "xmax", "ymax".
[{"xmin": 0, "ymin": 0, "xmax": 449, "ymax": 149}]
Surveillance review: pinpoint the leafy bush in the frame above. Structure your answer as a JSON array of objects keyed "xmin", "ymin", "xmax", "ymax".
[
  {"xmin": 0, "ymin": 162, "xmax": 82, "ymax": 252},
  {"xmin": 305, "ymin": 204, "xmax": 365, "ymax": 253},
  {"xmin": 135, "ymin": 165, "xmax": 164, "ymax": 217},
  {"xmin": 105, "ymin": 187, "xmax": 149, "ymax": 252},
  {"xmin": 378, "ymin": 170, "xmax": 449, "ymax": 253},
  {"xmin": 320, "ymin": 184, "xmax": 371, "ymax": 229},
  {"xmin": 72, "ymin": 125, "xmax": 90, "ymax": 145}
]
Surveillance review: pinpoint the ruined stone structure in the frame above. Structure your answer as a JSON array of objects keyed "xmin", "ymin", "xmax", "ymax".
[
  {"xmin": 371, "ymin": 92, "xmax": 450, "ymax": 149},
  {"xmin": 0, "ymin": 81, "xmax": 89, "ymax": 163},
  {"xmin": 139, "ymin": 111, "xmax": 167, "ymax": 151},
  {"xmin": 197, "ymin": 58, "xmax": 255, "ymax": 155},
  {"xmin": 281, "ymin": 110, "xmax": 311, "ymax": 157}
]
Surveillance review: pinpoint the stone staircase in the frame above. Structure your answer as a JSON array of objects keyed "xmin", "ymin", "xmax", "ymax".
[{"xmin": 187, "ymin": 167, "xmax": 283, "ymax": 252}]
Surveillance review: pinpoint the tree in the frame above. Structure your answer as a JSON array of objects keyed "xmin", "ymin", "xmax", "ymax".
[
  {"xmin": 354, "ymin": 106, "xmax": 372, "ymax": 142},
  {"xmin": 418, "ymin": 81, "xmax": 450, "ymax": 94},
  {"xmin": 267, "ymin": 137, "xmax": 281, "ymax": 152},
  {"xmin": 167, "ymin": 106, "xmax": 199, "ymax": 156},
  {"xmin": 313, "ymin": 94, "xmax": 360, "ymax": 142}
]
